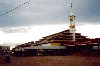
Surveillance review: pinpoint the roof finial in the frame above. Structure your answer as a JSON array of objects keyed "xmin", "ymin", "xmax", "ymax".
[{"xmin": 71, "ymin": 3, "xmax": 72, "ymax": 8}]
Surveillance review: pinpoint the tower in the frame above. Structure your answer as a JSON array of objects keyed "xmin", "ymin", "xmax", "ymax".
[{"xmin": 69, "ymin": 3, "xmax": 76, "ymax": 41}]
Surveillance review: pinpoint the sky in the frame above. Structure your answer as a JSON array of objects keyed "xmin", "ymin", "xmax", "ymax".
[{"xmin": 0, "ymin": 0, "xmax": 100, "ymax": 49}]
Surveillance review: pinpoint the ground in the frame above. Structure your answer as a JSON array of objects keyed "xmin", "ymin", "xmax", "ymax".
[{"xmin": 0, "ymin": 55, "xmax": 100, "ymax": 66}]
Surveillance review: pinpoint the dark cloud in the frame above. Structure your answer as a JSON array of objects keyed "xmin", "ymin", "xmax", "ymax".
[
  {"xmin": 73, "ymin": 0, "xmax": 100, "ymax": 22},
  {"xmin": 0, "ymin": 0, "xmax": 100, "ymax": 28}
]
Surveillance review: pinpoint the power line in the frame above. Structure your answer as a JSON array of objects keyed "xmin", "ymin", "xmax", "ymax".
[{"xmin": 0, "ymin": 0, "xmax": 31, "ymax": 16}]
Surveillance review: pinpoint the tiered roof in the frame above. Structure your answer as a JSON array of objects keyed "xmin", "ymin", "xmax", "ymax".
[{"xmin": 37, "ymin": 29, "xmax": 88, "ymax": 45}]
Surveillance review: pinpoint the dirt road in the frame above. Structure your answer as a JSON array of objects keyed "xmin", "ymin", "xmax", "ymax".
[{"xmin": 0, "ymin": 55, "xmax": 100, "ymax": 66}]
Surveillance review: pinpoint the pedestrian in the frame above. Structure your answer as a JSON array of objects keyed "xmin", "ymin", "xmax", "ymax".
[{"xmin": 5, "ymin": 53, "xmax": 10, "ymax": 63}]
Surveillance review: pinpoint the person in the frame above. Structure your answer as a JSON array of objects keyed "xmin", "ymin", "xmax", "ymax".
[{"xmin": 5, "ymin": 53, "xmax": 10, "ymax": 63}]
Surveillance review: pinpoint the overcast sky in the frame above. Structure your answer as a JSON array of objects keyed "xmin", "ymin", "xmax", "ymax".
[
  {"xmin": 0, "ymin": 0, "xmax": 100, "ymax": 48},
  {"xmin": 0, "ymin": 0, "xmax": 100, "ymax": 28}
]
